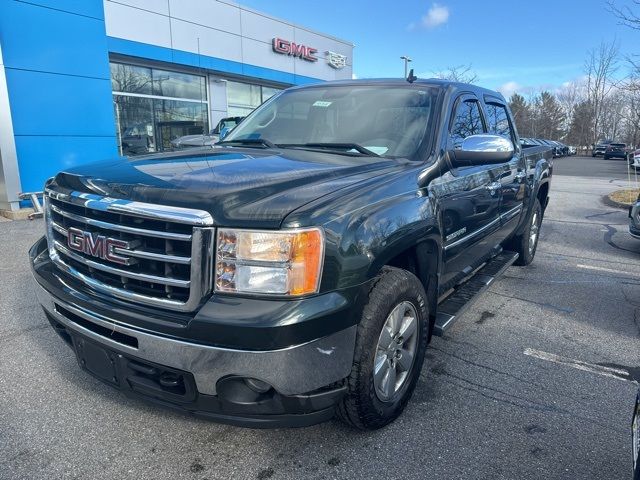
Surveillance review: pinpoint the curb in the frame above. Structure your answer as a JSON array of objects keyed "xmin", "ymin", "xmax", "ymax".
[{"xmin": 602, "ymin": 194, "xmax": 634, "ymax": 210}]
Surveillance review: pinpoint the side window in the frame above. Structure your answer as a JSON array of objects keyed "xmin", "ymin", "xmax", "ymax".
[
  {"xmin": 485, "ymin": 103, "xmax": 514, "ymax": 145},
  {"xmin": 450, "ymin": 100, "xmax": 485, "ymax": 146}
]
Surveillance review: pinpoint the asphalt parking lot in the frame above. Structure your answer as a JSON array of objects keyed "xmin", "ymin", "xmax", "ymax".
[{"xmin": 1, "ymin": 156, "xmax": 639, "ymax": 480}]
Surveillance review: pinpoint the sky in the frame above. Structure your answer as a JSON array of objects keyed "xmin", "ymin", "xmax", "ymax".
[{"xmin": 240, "ymin": 0, "xmax": 638, "ymax": 98}]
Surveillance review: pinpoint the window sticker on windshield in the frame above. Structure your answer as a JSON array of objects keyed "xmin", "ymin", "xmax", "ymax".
[{"xmin": 312, "ymin": 101, "xmax": 332, "ymax": 107}]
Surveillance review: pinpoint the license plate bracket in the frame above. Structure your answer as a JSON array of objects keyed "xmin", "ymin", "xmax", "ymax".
[{"xmin": 72, "ymin": 335, "xmax": 119, "ymax": 386}]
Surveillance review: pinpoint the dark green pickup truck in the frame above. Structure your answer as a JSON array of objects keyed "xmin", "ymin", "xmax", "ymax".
[{"xmin": 30, "ymin": 79, "xmax": 552, "ymax": 429}]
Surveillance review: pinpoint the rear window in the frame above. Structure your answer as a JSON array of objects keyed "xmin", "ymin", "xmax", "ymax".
[{"xmin": 611, "ymin": 143, "xmax": 626, "ymax": 147}]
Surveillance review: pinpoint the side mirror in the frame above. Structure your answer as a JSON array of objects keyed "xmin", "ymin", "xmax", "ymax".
[
  {"xmin": 450, "ymin": 134, "xmax": 514, "ymax": 167},
  {"xmin": 219, "ymin": 126, "xmax": 230, "ymax": 140}
]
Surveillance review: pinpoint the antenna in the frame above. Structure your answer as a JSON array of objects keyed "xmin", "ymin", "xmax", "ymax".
[{"xmin": 406, "ymin": 68, "xmax": 417, "ymax": 83}]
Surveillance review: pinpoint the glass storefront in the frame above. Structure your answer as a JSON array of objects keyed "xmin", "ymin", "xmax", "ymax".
[
  {"xmin": 227, "ymin": 81, "xmax": 281, "ymax": 117},
  {"xmin": 110, "ymin": 63, "xmax": 284, "ymax": 155},
  {"xmin": 111, "ymin": 63, "xmax": 209, "ymax": 156}
]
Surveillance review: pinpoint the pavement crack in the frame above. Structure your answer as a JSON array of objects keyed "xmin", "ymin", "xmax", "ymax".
[
  {"xmin": 0, "ymin": 323, "xmax": 49, "ymax": 341},
  {"xmin": 585, "ymin": 211, "xmax": 618, "ymax": 219},
  {"xmin": 431, "ymin": 366, "xmax": 623, "ymax": 433},
  {"xmin": 430, "ymin": 345, "xmax": 595, "ymax": 403},
  {"xmin": 488, "ymin": 291, "xmax": 574, "ymax": 313}
]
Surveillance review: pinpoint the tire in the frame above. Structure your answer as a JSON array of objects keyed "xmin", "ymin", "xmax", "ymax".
[
  {"xmin": 337, "ymin": 266, "xmax": 429, "ymax": 430},
  {"xmin": 603, "ymin": 155, "xmax": 609, "ymax": 160},
  {"xmin": 508, "ymin": 198, "xmax": 543, "ymax": 266}
]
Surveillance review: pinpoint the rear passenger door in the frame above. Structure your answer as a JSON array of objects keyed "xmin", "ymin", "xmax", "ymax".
[
  {"xmin": 483, "ymin": 98, "xmax": 526, "ymax": 239},
  {"xmin": 434, "ymin": 94, "xmax": 503, "ymax": 287}
]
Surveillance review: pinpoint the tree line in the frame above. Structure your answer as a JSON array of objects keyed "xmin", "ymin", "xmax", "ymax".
[{"xmin": 507, "ymin": 40, "xmax": 640, "ymax": 148}]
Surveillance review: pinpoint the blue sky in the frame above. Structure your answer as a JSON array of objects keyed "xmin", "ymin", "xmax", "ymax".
[{"xmin": 241, "ymin": 0, "xmax": 638, "ymax": 97}]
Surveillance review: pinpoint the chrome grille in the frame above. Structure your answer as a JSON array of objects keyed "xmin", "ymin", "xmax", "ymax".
[{"xmin": 44, "ymin": 188, "xmax": 214, "ymax": 312}]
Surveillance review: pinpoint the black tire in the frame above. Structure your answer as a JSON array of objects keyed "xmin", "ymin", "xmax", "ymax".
[
  {"xmin": 337, "ymin": 266, "xmax": 429, "ymax": 430},
  {"xmin": 507, "ymin": 198, "xmax": 543, "ymax": 266},
  {"xmin": 604, "ymin": 155, "xmax": 610, "ymax": 160}
]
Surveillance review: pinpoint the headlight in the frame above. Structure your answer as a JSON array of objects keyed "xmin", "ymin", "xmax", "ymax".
[{"xmin": 215, "ymin": 228, "xmax": 324, "ymax": 296}]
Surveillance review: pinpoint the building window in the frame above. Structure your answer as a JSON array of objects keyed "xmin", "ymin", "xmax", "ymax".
[
  {"xmin": 111, "ymin": 62, "xmax": 208, "ymax": 156},
  {"xmin": 227, "ymin": 81, "xmax": 282, "ymax": 117}
]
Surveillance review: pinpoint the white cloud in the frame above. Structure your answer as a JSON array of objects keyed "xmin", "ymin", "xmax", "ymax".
[
  {"xmin": 422, "ymin": 3, "xmax": 449, "ymax": 28},
  {"xmin": 497, "ymin": 81, "xmax": 522, "ymax": 99}
]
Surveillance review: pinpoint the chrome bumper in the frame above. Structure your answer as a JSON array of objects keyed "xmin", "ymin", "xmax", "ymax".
[{"xmin": 34, "ymin": 281, "xmax": 356, "ymax": 396}]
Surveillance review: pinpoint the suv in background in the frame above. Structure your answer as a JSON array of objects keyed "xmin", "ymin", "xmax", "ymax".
[
  {"xmin": 603, "ymin": 143, "xmax": 629, "ymax": 160},
  {"xmin": 592, "ymin": 140, "xmax": 613, "ymax": 157}
]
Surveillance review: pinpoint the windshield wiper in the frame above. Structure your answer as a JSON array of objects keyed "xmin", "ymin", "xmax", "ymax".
[
  {"xmin": 217, "ymin": 138, "xmax": 276, "ymax": 149},
  {"xmin": 278, "ymin": 143, "xmax": 381, "ymax": 157}
]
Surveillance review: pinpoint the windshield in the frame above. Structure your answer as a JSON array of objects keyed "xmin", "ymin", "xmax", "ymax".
[{"xmin": 223, "ymin": 85, "xmax": 438, "ymax": 158}]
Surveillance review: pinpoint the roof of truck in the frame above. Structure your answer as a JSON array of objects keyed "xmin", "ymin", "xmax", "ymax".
[{"xmin": 289, "ymin": 78, "xmax": 506, "ymax": 101}]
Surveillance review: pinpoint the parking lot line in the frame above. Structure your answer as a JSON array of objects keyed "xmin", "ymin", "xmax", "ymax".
[
  {"xmin": 576, "ymin": 264, "xmax": 640, "ymax": 276},
  {"xmin": 524, "ymin": 348, "xmax": 634, "ymax": 383}
]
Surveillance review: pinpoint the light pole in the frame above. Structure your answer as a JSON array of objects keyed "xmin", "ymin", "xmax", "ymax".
[{"xmin": 400, "ymin": 56, "xmax": 412, "ymax": 78}]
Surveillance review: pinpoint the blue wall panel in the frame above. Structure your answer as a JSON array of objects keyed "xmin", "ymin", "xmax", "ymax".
[
  {"xmin": 0, "ymin": 1, "xmax": 110, "ymax": 78},
  {"xmin": 15, "ymin": 0, "xmax": 105, "ymax": 20},
  {"xmin": 0, "ymin": 0, "xmax": 118, "ymax": 204},
  {"xmin": 6, "ymin": 69, "xmax": 116, "ymax": 137},
  {"xmin": 14, "ymin": 136, "xmax": 119, "ymax": 193}
]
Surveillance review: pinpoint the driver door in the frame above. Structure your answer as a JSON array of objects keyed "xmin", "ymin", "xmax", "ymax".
[{"xmin": 431, "ymin": 95, "xmax": 504, "ymax": 287}]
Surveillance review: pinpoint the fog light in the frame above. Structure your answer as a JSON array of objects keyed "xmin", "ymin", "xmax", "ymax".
[{"xmin": 244, "ymin": 378, "xmax": 272, "ymax": 393}]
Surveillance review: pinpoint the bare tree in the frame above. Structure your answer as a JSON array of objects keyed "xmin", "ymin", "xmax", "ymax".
[
  {"xmin": 607, "ymin": 0, "xmax": 640, "ymax": 30},
  {"xmin": 584, "ymin": 41, "xmax": 620, "ymax": 142},
  {"xmin": 433, "ymin": 64, "xmax": 478, "ymax": 84},
  {"xmin": 556, "ymin": 80, "xmax": 586, "ymax": 136}
]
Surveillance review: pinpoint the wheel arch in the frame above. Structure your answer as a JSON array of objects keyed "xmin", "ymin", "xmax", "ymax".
[{"xmin": 372, "ymin": 238, "xmax": 441, "ymax": 335}]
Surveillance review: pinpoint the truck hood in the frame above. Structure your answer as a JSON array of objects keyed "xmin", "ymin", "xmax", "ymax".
[{"xmin": 50, "ymin": 147, "xmax": 402, "ymax": 228}]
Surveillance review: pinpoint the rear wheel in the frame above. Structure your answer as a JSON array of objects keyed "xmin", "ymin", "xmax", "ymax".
[
  {"xmin": 337, "ymin": 266, "xmax": 429, "ymax": 430},
  {"xmin": 507, "ymin": 198, "xmax": 542, "ymax": 266}
]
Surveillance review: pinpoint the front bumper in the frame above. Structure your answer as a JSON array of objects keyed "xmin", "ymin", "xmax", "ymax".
[{"xmin": 30, "ymin": 237, "xmax": 357, "ymax": 427}]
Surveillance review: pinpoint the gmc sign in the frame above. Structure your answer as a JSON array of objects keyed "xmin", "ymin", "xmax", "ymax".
[{"xmin": 272, "ymin": 38, "xmax": 318, "ymax": 62}]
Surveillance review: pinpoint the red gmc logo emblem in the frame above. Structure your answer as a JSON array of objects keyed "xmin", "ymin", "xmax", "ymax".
[
  {"xmin": 272, "ymin": 38, "xmax": 318, "ymax": 62},
  {"xmin": 67, "ymin": 227, "xmax": 136, "ymax": 266}
]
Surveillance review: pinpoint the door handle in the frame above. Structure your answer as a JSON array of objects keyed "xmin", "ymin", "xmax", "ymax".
[{"xmin": 486, "ymin": 182, "xmax": 501, "ymax": 195}]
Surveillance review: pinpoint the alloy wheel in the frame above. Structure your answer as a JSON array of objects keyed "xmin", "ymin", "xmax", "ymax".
[{"xmin": 373, "ymin": 301, "xmax": 419, "ymax": 402}]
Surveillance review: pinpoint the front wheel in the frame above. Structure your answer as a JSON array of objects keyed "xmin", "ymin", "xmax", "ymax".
[
  {"xmin": 507, "ymin": 198, "xmax": 543, "ymax": 266},
  {"xmin": 337, "ymin": 266, "xmax": 429, "ymax": 430}
]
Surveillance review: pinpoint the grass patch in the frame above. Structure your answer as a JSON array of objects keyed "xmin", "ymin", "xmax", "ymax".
[{"xmin": 608, "ymin": 188, "xmax": 640, "ymax": 206}]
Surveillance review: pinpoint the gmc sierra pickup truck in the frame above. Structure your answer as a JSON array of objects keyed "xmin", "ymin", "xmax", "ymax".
[{"xmin": 30, "ymin": 79, "xmax": 552, "ymax": 430}]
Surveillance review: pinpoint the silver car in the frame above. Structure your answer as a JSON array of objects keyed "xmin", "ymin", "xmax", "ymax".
[{"xmin": 171, "ymin": 116, "xmax": 244, "ymax": 149}]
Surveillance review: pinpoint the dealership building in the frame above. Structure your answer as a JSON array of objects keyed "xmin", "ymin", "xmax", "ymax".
[{"xmin": 0, "ymin": 0, "xmax": 353, "ymax": 215}]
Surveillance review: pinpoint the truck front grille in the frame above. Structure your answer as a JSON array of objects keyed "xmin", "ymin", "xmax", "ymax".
[{"xmin": 44, "ymin": 188, "xmax": 214, "ymax": 312}]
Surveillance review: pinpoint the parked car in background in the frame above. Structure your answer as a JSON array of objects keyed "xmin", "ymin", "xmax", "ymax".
[
  {"xmin": 630, "ymin": 148, "xmax": 640, "ymax": 169},
  {"xmin": 630, "ymin": 193, "xmax": 640, "ymax": 239},
  {"xmin": 568, "ymin": 146, "xmax": 577, "ymax": 156},
  {"xmin": 171, "ymin": 116, "xmax": 244, "ymax": 150},
  {"xmin": 592, "ymin": 139, "xmax": 613, "ymax": 157},
  {"xmin": 520, "ymin": 137, "xmax": 541, "ymax": 148},
  {"xmin": 603, "ymin": 143, "xmax": 629, "ymax": 160}
]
